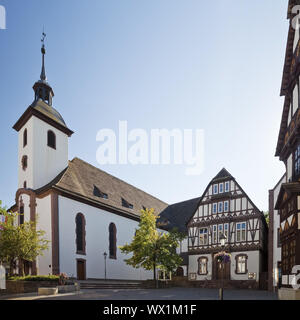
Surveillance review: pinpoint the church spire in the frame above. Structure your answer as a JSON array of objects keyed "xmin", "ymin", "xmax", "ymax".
[
  {"xmin": 33, "ymin": 31, "xmax": 54, "ymax": 106},
  {"xmin": 40, "ymin": 31, "xmax": 47, "ymax": 81}
]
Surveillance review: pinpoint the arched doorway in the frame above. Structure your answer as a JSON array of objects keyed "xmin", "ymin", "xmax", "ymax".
[{"xmin": 176, "ymin": 267, "xmax": 184, "ymax": 277}]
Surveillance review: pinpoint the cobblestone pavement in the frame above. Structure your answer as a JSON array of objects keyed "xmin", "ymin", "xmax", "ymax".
[{"xmin": 38, "ymin": 287, "xmax": 278, "ymax": 300}]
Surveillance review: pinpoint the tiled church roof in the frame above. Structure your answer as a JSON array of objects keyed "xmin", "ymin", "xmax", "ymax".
[{"xmin": 36, "ymin": 157, "xmax": 168, "ymax": 219}]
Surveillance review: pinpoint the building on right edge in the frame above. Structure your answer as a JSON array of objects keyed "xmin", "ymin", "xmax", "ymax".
[{"xmin": 273, "ymin": 0, "xmax": 300, "ymax": 292}]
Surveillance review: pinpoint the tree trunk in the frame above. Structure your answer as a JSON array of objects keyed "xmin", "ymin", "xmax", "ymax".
[
  {"xmin": 153, "ymin": 263, "xmax": 158, "ymax": 289},
  {"xmin": 9, "ymin": 259, "xmax": 14, "ymax": 277}
]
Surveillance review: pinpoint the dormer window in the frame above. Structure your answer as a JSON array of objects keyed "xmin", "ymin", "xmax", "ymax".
[
  {"xmin": 122, "ymin": 198, "xmax": 133, "ymax": 209},
  {"xmin": 93, "ymin": 185, "xmax": 108, "ymax": 199},
  {"xmin": 23, "ymin": 129, "xmax": 27, "ymax": 147},
  {"xmin": 47, "ymin": 130, "xmax": 56, "ymax": 149}
]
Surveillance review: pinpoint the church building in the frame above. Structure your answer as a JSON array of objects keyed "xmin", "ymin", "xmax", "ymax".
[{"xmin": 9, "ymin": 40, "xmax": 169, "ymax": 280}]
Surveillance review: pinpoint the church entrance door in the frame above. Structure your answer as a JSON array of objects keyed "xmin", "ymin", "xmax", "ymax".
[{"xmin": 77, "ymin": 259, "xmax": 86, "ymax": 280}]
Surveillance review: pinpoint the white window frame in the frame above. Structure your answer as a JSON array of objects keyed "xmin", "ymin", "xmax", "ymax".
[
  {"xmin": 213, "ymin": 184, "xmax": 218, "ymax": 195},
  {"xmin": 219, "ymin": 183, "xmax": 224, "ymax": 193},
  {"xmin": 213, "ymin": 203, "xmax": 217, "ymax": 214},
  {"xmin": 236, "ymin": 222, "xmax": 246, "ymax": 242},
  {"xmin": 213, "ymin": 225, "xmax": 217, "ymax": 244},
  {"xmin": 218, "ymin": 224, "xmax": 223, "ymax": 243},
  {"xmin": 199, "ymin": 228, "xmax": 208, "ymax": 245},
  {"xmin": 224, "ymin": 201, "xmax": 229, "ymax": 212},
  {"xmin": 218, "ymin": 202, "xmax": 223, "ymax": 213},
  {"xmin": 224, "ymin": 223, "xmax": 229, "ymax": 240},
  {"xmin": 225, "ymin": 181, "xmax": 230, "ymax": 192}
]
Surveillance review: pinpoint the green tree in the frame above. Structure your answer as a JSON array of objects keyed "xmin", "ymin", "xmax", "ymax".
[
  {"xmin": 119, "ymin": 208, "xmax": 185, "ymax": 287},
  {"xmin": 0, "ymin": 201, "xmax": 49, "ymax": 276},
  {"xmin": 264, "ymin": 211, "xmax": 269, "ymax": 226}
]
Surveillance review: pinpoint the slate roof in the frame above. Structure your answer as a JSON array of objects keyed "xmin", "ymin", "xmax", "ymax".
[
  {"xmin": 211, "ymin": 168, "xmax": 233, "ymax": 182},
  {"xmin": 157, "ymin": 197, "xmax": 201, "ymax": 233},
  {"xmin": 13, "ymin": 99, "xmax": 73, "ymax": 136},
  {"xmin": 35, "ymin": 157, "xmax": 168, "ymax": 219}
]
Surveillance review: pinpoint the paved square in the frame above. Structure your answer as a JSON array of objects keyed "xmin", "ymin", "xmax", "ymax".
[{"xmin": 39, "ymin": 287, "xmax": 277, "ymax": 300}]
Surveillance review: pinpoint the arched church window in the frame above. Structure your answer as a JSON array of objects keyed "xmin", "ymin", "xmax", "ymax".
[
  {"xmin": 47, "ymin": 130, "xmax": 56, "ymax": 149},
  {"xmin": 75, "ymin": 213, "xmax": 86, "ymax": 254},
  {"xmin": 109, "ymin": 223, "xmax": 117, "ymax": 259},
  {"xmin": 21, "ymin": 155, "xmax": 28, "ymax": 171},
  {"xmin": 23, "ymin": 129, "xmax": 27, "ymax": 147}
]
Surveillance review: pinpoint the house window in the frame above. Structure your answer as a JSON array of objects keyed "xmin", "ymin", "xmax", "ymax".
[
  {"xmin": 198, "ymin": 257, "xmax": 208, "ymax": 275},
  {"xmin": 19, "ymin": 206, "xmax": 24, "ymax": 225},
  {"xmin": 23, "ymin": 181, "xmax": 27, "ymax": 189},
  {"xmin": 236, "ymin": 222, "xmax": 246, "ymax": 242},
  {"xmin": 224, "ymin": 223, "xmax": 229, "ymax": 240},
  {"xmin": 47, "ymin": 130, "xmax": 56, "ymax": 149},
  {"xmin": 213, "ymin": 225, "xmax": 217, "ymax": 243},
  {"xmin": 277, "ymin": 228, "xmax": 281, "ymax": 247},
  {"xmin": 224, "ymin": 201, "xmax": 229, "ymax": 212},
  {"xmin": 213, "ymin": 184, "xmax": 218, "ymax": 195},
  {"xmin": 75, "ymin": 213, "xmax": 86, "ymax": 254},
  {"xmin": 225, "ymin": 181, "xmax": 230, "ymax": 192},
  {"xmin": 21, "ymin": 155, "xmax": 28, "ymax": 171},
  {"xmin": 212, "ymin": 203, "xmax": 217, "ymax": 214},
  {"xmin": 23, "ymin": 129, "xmax": 27, "ymax": 147},
  {"xmin": 218, "ymin": 202, "xmax": 223, "ymax": 213},
  {"xmin": 219, "ymin": 183, "xmax": 224, "ymax": 193},
  {"xmin": 109, "ymin": 223, "xmax": 117, "ymax": 259},
  {"xmin": 235, "ymin": 254, "xmax": 248, "ymax": 274},
  {"xmin": 218, "ymin": 225, "xmax": 223, "ymax": 242},
  {"xmin": 294, "ymin": 144, "xmax": 300, "ymax": 178},
  {"xmin": 199, "ymin": 228, "xmax": 208, "ymax": 245}
]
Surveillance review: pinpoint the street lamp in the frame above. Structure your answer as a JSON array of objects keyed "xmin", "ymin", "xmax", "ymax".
[
  {"xmin": 103, "ymin": 252, "xmax": 107, "ymax": 281},
  {"xmin": 219, "ymin": 233, "xmax": 227, "ymax": 300}
]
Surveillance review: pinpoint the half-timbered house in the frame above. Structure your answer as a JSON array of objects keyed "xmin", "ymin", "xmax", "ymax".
[
  {"xmin": 274, "ymin": 0, "xmax": 300, "ymax": 290},
  {"xmin": 187, "ymin": 169, "xmax": 268, "ymax": 289}
]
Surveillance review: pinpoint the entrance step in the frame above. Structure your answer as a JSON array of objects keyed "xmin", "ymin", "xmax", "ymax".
[{"xmin": 79, "ymin": 281, "xmax": 142, "ymax": 290}]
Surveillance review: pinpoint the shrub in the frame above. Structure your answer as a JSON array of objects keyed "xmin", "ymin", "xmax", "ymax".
[{"xmin": 7, "ymin": 275, "xmax": 59, "ymax": 282}]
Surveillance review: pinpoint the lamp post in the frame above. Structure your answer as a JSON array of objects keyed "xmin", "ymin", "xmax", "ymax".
[
  {"xmin": 103, "ymin": 252, "xmax": 107, "ymax": 281},
  {"xmin": 219, "ymin": 233, "xmax": 227, "ymax": 301}
]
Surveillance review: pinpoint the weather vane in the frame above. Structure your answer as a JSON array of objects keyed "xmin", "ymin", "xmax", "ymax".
[{"xmin": 41, "ymin": 29, "xmax": 46, "ymax": 54}]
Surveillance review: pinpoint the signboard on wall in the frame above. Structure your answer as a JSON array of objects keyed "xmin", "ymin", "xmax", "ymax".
[{"xmin": 0, "ymin": 265, "xmax": 6, "ymax": 290}]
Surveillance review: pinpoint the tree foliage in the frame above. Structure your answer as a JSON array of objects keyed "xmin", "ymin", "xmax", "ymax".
[
  {"xmin": 119, "ymin": 208, "xmax": 185, "ymax": 283},
  {"xmin": 264, "ymin": 211, "xmax": 269, "ymax": 226},
  {"xmin": 0, "ymin": 201, "xmax": 49, "ymax": 276}
]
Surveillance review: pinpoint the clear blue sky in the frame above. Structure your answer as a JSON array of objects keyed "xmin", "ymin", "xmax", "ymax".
[{"xmin": 0, "ymin": 0, "xmax": 288, "ymax": 211}]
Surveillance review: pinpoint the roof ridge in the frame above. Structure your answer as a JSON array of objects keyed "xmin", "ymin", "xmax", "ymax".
[{"xmin": 71, "ymin": 157, "xmax": 168, "ymax": 205}]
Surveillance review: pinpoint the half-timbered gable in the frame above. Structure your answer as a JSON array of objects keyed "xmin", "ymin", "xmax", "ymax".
[{"xmin": 187, "ymin": 168, "xmax": 267, "ymax": 288}]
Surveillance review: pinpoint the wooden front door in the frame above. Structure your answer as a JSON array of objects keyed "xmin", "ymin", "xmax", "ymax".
[
  {"xmin": 214, "ymin": 256, "xmax": 230, "ymax": 280},
  {"xmin": 77, "ymin": 259, "xmax": 86, "ymax": 280}
]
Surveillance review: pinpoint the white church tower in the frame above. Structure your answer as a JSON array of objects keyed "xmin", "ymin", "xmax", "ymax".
[{"xmin": 13, "ymin": 34, "xmax": 73, "ymax": 190}]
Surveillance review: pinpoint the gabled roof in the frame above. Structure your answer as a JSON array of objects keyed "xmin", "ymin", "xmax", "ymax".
[
  {"xmin": 13, "ymin": 99, "xmax": 73, "ymax": 137},
  {"xmin": 35, "ymin": 157, "xmax": 168, "ymax": 219},
  {"xmin": 211, "ymin": 168, "xmax": 233, "ymax": 183},
  {"xmin": 157, "ymin": 197, "xmax": 201, "ymax": 233}
]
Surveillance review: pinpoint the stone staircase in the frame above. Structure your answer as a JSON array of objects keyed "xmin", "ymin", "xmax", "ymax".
[{"xmin": 79, "ymin": 280, "xmax": 142, "ymax": 290}]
